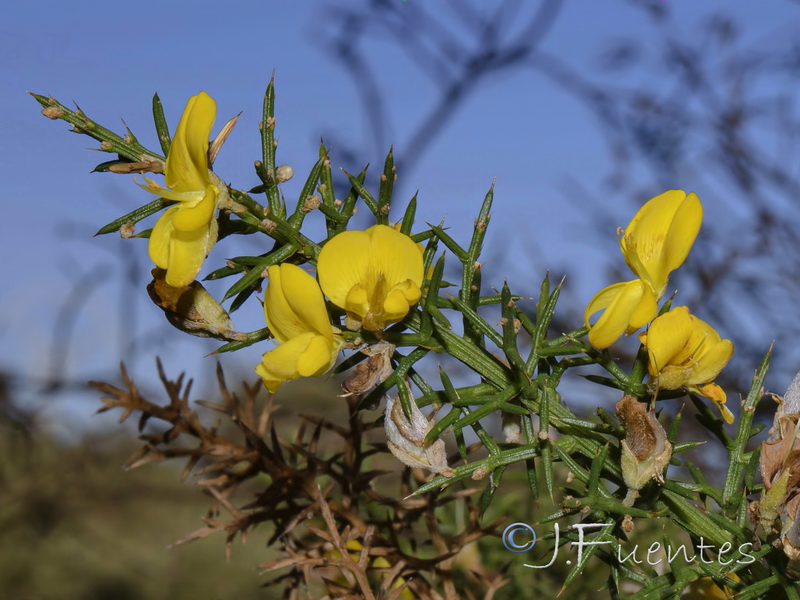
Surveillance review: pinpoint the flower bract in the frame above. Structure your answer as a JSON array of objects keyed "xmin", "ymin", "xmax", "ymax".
[
  {"xmin": 140, "ymin": 91, "xmax": 225, "ymax": 287},
  {"xmin": 255, "ymin": 263, "xmax": 342, "ymax": 393},
  {"xmin": 638, "ymin": 306, "xmax": 734, "ymax": 423},
  {"xmin": 585, "ymin": 190, "xmax": 703, "ymax": 348},
  {"xmin": 317, "ymin": 224, "xmax": 424, "ymax": 331}
]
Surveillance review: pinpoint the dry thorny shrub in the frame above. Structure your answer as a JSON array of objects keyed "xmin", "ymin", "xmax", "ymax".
[{"xmin": 90, "ymin": 361, "xmax": 509, "ymax": 599}]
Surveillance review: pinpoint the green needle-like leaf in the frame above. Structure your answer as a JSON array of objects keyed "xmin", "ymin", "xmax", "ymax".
[
  {"xmin": 287, "ymin": 158, "xmax": 324, "ymax": 230},
  {"xmin": 211, "ymin": 327, "xmax": 271, "ymax": 354},
  {"xmin": 721, "ymin": 347, "xmax": 771, "ymax": 513},
  {"xmin": 151, "ymin": 93, "xmax": 171, "ymax": 156},
  {"xmin": 400, "ymin": 193, "xmax": 417, "ymax": 235},
  {"xmin": 377, "ymin": 146, "xmax": 395, "ymax": 222},
  {"xmin": 342, "ymin": 168, "xmax": 380, "ymax": 217},
  {"xmin": 95, "ymin": 198, "xmax": 172, "ymax": 235},
  {"xmin": 260, "ymin": 76, "xmax": 282, "ymax": 217}
]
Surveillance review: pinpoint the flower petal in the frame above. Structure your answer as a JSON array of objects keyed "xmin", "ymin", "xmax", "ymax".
[
  {"xmin": 382, "ymin": 288, "xmax": 415, "ymax": 322},
  {"xmin": 627, "ymin": 282, "xmax": 658, "ymax": 332},
  {"xmin": 662, "ymin": 192, "xmax": 702, "ymax": 273},
  {"xmin": 392, "ymin": 279, "xmax": 422, "ymax": 305},
  {"xmin": 264, "ymin": 264, "xmax": 333, "ymax": 343},
  {"xmin": 171, "ymin": 184, "xmax": 218, "ymax": 231},
  {"xmin": 163, "ymin": 220, "xmax": 217, "ymax": 288},
  {"xmin": 296, "ymin": 334, "xmax": 337, "ymax": 376},
  {"xmin": 620, "ymin": 190, "xmax": 702, "ymax": 296},
  {"xmin": 344, "ymin": 284, "xmax": 370, "ymax": 319},
  {"xmin": 136, "ymin": 176, "xmax": 205, "ymax": 202},
  {"xmin": 317, "ymin": 225, "xmax": 424, "ymax": 330},
  {"xmin": 643, "ymin": 306, "xmax": 693, "ymax": 376},
  {"xmin": 366, "ymin": 225, "xmax": 424, "ymax": 290},
  {"xmin": 318, "ymin": 230, "xmax": 372, "ymax": 309},
  {"xmin": 255, "ymin": 331, "xmax": 338, "ymax": 393},
  {"xmin": 694, "ymin": 383, "xmax": 734, "ymax": 424},
  {"xmin": 148, "ymin": 206, "xmax": 179, "ymax": 269},
  {"xmin": 148, "ymin": 207, "xmax": 217, "ymax": 287},
  {"xmin": 585, "ymin": 279, "xmax": 656, "ymax": 349},
  {"xmin": 686, "ymin": 320, "xmax": 734, "ymax": 385},
  {"xmin": 165, "ymin": 91, "xmax": 216, "ymax": 193}
]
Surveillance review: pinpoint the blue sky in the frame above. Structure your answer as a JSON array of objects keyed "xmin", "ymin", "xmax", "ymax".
[{"xmin": 2, "ymin": 1, "xmax": 799, "ymax": 434}]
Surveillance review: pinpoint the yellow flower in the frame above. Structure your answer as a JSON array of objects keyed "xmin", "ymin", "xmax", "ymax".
[
  {"xmin": 139, "ymin": 91, "xmax": 226, "ymax": 287},
  {"xmin": 585, "ymin": 190, "xmax": 703, "ymax": 348},
  {"xmin": 682, "ymin": 573, "xmax": 740, "ymax": 599},
  {"xmin": 255, "ymin": 263, "xmax": 343, "ymax": 393},
  {"xmin": 317, "ymin": 224, "xmax": 424, "ymax": 331},
  {"xmin": 638, "ymin": 306, "xmax": 734, "ymax": 423}
]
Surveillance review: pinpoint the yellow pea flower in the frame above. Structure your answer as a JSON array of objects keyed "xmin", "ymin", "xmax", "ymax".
[
  {"xmin": 317, "ymin": 225, "xmax": 424, "ymax": 331},
  {"xmin": 585, "ymin": 190, "xmax": 703, "ymax": 348},
  {"xmin": 255, "ymin": 263, "xmax": 343, "ymax": 393},
  {"xmin": 638, "ymin": 306, "xmax": 735, "ymax": 423},
  {"xmin": 138, "ymin": 91, "xmax": 227, "ymax": 288}
]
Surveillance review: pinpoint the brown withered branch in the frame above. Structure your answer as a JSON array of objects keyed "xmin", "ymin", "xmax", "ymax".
[{"xmin": 90, "ymin": 361, "xmax": 508, "ymax": 599}]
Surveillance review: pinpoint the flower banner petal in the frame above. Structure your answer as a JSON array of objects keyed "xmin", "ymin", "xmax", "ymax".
[
  {"xmin": 368, "ymin": 225, "xmax": 424, "ymax": 292},
  {"xmin": 620, "ymin": 190, "xmax": 702, "ymax": 296},
  {"xmin": 165, "ymin": 91, "xmax": 216, "ymax": 193},
  {"xmin": 318, "ymin": 224, "xmax": 424, "ymax": 330},
  {"xmin": 318, "ymin": 230, "xmax": 372, "ymax": 309}
]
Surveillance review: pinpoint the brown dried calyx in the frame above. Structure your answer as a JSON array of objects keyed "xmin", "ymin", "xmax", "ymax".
[
  {"xmin": 341, "ymin": 341, "xmax": 395, "ymax": 397},
  {"xmin": 147, "ymin": 268, "xmax": 242, "ymax": 341},
  {"xmin": 758, "ymin": 371, "xmax": 800, "ymax": 559},
  {"xmin": 616, "ymin": 395, "xmax": 672, "ymax": 506}
]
